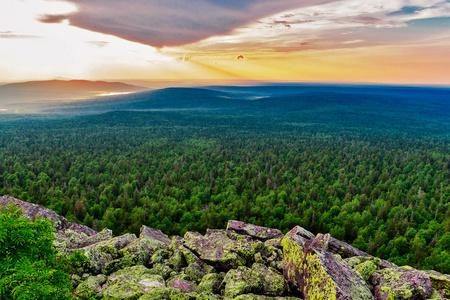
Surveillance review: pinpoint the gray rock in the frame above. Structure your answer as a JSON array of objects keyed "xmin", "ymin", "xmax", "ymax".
[
  {"xmin": 369, "ymin": 266, "xmax": 432, "ymax": 300},
  {"xmin": 0, "ymin": 195, "xmax": 96, "ymax": 236},
  {"xmin": 226, "ymin": 220, "xmax": 283, "ymax": 241},
  {"xmin": 282, "ymin": 236, "xmax": 374, "ymax": 300},
  {"xmin": 140, "ymin": 225, "xmax": 172, "ymax": 246},
  {"xmin": 313, "ymin": 233, "xmax": 397, "ymax": 269}
]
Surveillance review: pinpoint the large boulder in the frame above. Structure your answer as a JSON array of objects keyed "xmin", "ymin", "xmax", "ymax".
[
  {"xmin": 148, "ymin": 263, "xmax": 175, "ymax": 280},
  {"xmin": 102, "ymin": 265, "xmax": 165, "ymax": 299},
  {"xmin": 282, "ymin": 236, "xmax": 374, "ymax": 300},
  {"xmin": 285, "ymin": 226, "xmax": 315, "ymax": 245},
  {"xmin": 369, "ymin": 266, "xmax": 432, "ymax": 300},
  {"xmin": 227, "ymin": 220, "xmax": 284, "ymax": 241},
  {"xmin": 84, "ymin": 248, "xmax": 114, "ymax": 274},
  {"xmin": 75, "ymin": 274, "xmax": 107, "ymax": 297},
  {"xmin": 85, "ymin": 233, "xmax": 137, "ymax": 259},
  {"xmin": 313, "ymin": 233, "xmax": 397, "ymax": 269},
  {"xmin": 183, "ymin": 231, "xmax": 253, "ymax": 270},
  {"xmin": 0, "ymin": 195, "xmax": 96, "ymax": 236},
  {"xmin": 137, "ymin": 287, "xmax": 182, "ymax": 299},
  {"xmin": 196, "ymin": 273, "xmax": 224, "ymax": 294},
  {"xmin": 423, "ymin": 270, "xmax": 450, "ymax": 298},
  {"xmin": 140, "ymin": 225, "xmax": 172, "ymax": 246},
  {"xmin": 222, "ymin": 263, "xmax": 288, "ymax": 298},
  {"xmin": 167, "ymin": 274, "xmax": 197, "ymax": 293}
]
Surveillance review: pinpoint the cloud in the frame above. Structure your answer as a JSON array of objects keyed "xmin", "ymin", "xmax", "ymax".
[
  {"xmin": 86, "ymin": 41, "xmax": 109, "ymax": 48},
  {"xmin": 38, "ymin": 0, "xmax": 336, "ymax": 47},
  {"xmin": 0, "ymin": 31, "xmax": 38, "ymax": 39},
  {"xmin": 168, "ymin": 0, "xmax": 450, "ymax": 54},
  {"xmin": 38, "ymin": 13, "xmax": 71, "ymax": 24}
]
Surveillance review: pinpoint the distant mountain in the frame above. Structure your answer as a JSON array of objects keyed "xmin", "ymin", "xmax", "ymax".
[{"xmin": 0, "ymin": 79, "xmax": 148, "ymax": 109}]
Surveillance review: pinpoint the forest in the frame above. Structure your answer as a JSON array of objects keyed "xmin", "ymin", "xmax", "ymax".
[{"xmin": 1, "ymin": 86, "xmax": 450, "ymax": 274}]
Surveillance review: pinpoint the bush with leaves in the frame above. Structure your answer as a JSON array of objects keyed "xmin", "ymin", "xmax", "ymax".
[{"xmin": 0, "ymin": 203, "xmax": 85, "ymax": 300}]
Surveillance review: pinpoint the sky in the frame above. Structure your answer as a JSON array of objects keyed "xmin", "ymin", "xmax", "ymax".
[{"xmin": 1, "ymin": 0, "xmax": 450, "ymax": 85}]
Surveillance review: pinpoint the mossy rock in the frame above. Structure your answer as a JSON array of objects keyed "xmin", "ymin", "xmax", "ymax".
[
  {"xmin": 344, "ymin": 256, "xmax": 380, "ymax": 269},
  {"xmin": 75, "ymin": 274, "xmax": 107, "ymax": 296},
  {"xmin": 183, "ymin": 232, "xmax": 251, "ymax": 269},
  {"xmin": 282, "ymin": 236, "xmax": 374, "ymax": 300},
  {"xmin": 103, "ymin": 266, "xmax": 165, "ymax": 300},
  {"xmin": 423, "ymin": 270, "xmax": 450, "ymax": 292},
  {"xmin": 84, "ymin": 248, "xmax": 113, "ymax": 274},
  {"xmin": 354, "ymin": 261, "xmax": 379, "ymax": 281},
  {"xmin": 151, "ymin": 249, "xmax": 171, "ymax": 264},
  {"xmin": 196, "ymin": 272, "xmax": 224, "ymax": 294},
  {"xmin": 196, "ymin": 291, "xmax": 221, "ymax": 300},
  {"xmin": 170, "ymin": 293, "xmax": 198, "ymax": 300},
  {"xmin": 148, "ymin": 263, "xmax": 176, "ymax": 280},
  {"xmin": 169, "ymin": 249, "xmax": 188, "ymax": 271},
  {"xmin": 226, "ymin": 220, "xmax": 283, "ymax": 241},
  {"xmin": 429, "ymin": 289, "xmax": 444, "ymax": 299},
  {"xmin": 137, "ymin": 287, "xmax": 182, "ymax": 300},
  {"xmin": 185, "ymin": 262, "xmax": 207, "ymax": 283},
  {"xmin": 232, "ymin": 294, "xmax": 263, "ymax": 300},
  {"xmin": 119, "ymin": 237, "xmax": 166, "ymax": 258},
  {"xmin": 222, "ymin": 263, "xmax": 287, "ymax": 298},
  {"xmin": 369, "ymin": 266, "xmax": 432, "ymax": 300},
  {"xmin": 86, "ymin": 233, "xmax": 137, "ymax": 259},
  {"xmin": 264, "ymin": 237, "xmax": 283, "ymax": 249},
  {"xmin": 103, "ymin": 252, "xmax": 150, "ymax": 275},
  {"xmin": 167, "ymin": 274, "xmax": 197, "ymax": 293}
]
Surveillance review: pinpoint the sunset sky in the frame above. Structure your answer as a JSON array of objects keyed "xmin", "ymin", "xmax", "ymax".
[{"xmin": 1, "ymin": 0, "xmax": 450, "ymax": 85}]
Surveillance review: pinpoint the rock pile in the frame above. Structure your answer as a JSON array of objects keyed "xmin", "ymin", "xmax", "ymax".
[{"xmin": 1, "ymin": 196, "xmax": 449, "ymax": 300}]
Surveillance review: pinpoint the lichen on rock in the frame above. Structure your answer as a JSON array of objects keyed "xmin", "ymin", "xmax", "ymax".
[
  {"xmin": 369, "ymin": 266, "xmax": 432, "ymax": 300},
  {"xmin": 282, "ymin": 235, "xmax": 374, "ymax": 300},
  {"xmin": 102, "ymin": 265, "xmax": 165, "ymax": 299}
]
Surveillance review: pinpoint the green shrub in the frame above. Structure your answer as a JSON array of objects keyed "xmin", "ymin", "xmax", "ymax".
[{"xmin": 0, "ymin": 203, "xmax": 81, "ymax": 299}]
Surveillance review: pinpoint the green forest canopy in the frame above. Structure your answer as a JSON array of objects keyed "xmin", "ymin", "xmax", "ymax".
[{"xmin": 1, "ymin": 104, "xmax": 450, "ymax": 274}]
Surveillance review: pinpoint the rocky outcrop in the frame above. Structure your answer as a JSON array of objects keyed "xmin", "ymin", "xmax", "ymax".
[
  {"xmin": 2, "ymin": 197, "xmax": 449, "ymax": 300},
  {"xmin": 0, "ymin": 195, "xmax": 96, "ymax": 236}
]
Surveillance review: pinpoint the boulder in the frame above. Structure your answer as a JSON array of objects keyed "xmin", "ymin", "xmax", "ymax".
[
  {"xmin": 196, "ymin": 273, "xmax": 224, "ymax": 294},
  {"xmin": 148, "ymin": 263, "xmax": 175, "ymax": 280},
  {"xmin": 85, "ymin": 233, "xmax": 137, "ymax": 259},
  {"xmin": 167, "ymin": 274, "xmax": 197, "ymax": 293},
  {"xmin": 423, "ymin": 270, "xmax": 450, "ymax": 297},
  {"xmin": 185, "ymin": 262, "xmax": 207, "ymax": 283},
  {"xmin": 264, "ymin": 237, "xmax": 283, "ymax": 249},
  {"xmin": 354, "ymin": 260, "xmax": 379, "ymax": 281},
  {"xmin": 103, "ymin": 252, "xmax": 149, "ymax": 275},
  {"xmin": 0, "ymin": 195, "xmax": 97, "ymax": 236},
  {"xmin": 282, "ymin": 236, "xmax": 374, "ymax": 300},
  {"xmin": 313, "ymin": 234, "xmax": 397, "ymax": 269},
  {"xmin": 150, "ymin": 249, "xmax": 171, "ymax": 264},
  {"xmin": 140, "ymin": 225, "xmax": 172, "ymax": 246},
  {"xmin": 429, "ymin": 289, "xmax": 445, "ymax": 299},
  {"xmin": 183, "ymin": 231, "xmax": 253, "ymax": 270},
  {"xmin": 196, "ymin": 292, "xmax": 220, "ymax": 300},
  {"xmin": 84, "ymin": 248, "xmax": 113, "ymax": 274},
  {"xmin": 285, "ymin": 226, "xmax": 315, "ymax": 245},
  {"xmin": 227, "ymin": 220, "xmax": 284, "ymax": 241},
  {"xmin": 137, "ymin": 287, "xmax": 182, "ymax": 300},
  {"xmin": 222, "ymin": 263, "xmax": 288, "ymax": 298},
  {"xmin": 103, "ymin": 265, "xmax": 165, "ymax": 299},
  {"xmin": 75, "ymin": 274, "xmax": 107, "ymax": 296},
  {"xmin": 369, "ymin": 266, "xmax": 432, "ymax": 300}
]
